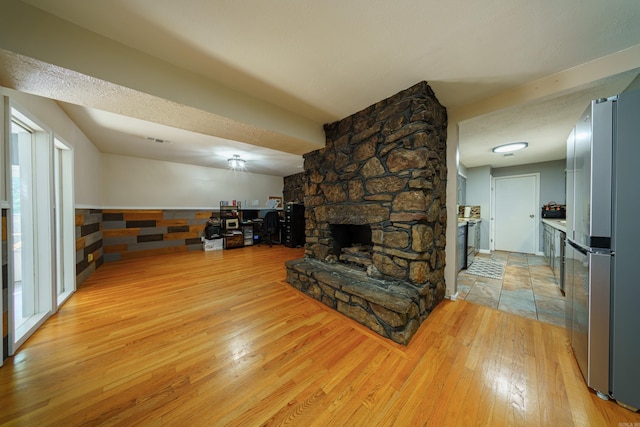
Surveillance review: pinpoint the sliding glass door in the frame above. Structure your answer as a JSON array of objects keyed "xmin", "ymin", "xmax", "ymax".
[
  {"xmin": 10, "ymin": 119, "xmax": 49, "ymax": 344},
  {"xmin": 6, "ymin": 107, "xmax": 75, "ymax": 354}
]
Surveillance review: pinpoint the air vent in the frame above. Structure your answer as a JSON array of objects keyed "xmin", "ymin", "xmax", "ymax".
[{"xmin": 145, "ymin": 137, "xmax": 171, "ymax": 144}]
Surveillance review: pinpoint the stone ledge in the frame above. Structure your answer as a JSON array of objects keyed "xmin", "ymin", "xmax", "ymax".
[{"xmin": 285, "ymin": 258, "xmax": 438, "ymax": 345}]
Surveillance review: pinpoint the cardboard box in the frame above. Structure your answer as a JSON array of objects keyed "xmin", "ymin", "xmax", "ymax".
[{"xmin": 203, "ymin": 238, "xmax": 223, "ymax": 251}]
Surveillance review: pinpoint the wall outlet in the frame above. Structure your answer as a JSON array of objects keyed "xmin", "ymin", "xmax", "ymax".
[{"xmin": 88, "ymin": 253, "xmax": 94, "ymax": 262}]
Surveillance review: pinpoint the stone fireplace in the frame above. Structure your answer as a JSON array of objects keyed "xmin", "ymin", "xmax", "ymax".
[{"xmin": 285, "ymin": 81, "xmax": 447, "ymax": 345}]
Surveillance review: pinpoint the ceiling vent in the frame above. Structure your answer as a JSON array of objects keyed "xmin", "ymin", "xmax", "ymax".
[{"xmin": 145, "ymin": 137, "xmax": 171, "ymax": 144}]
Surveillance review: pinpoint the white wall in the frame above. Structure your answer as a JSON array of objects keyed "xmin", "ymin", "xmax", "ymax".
[
  {"xmin": 2, "ymin": 87, "xmax": 286, "ymax": 210},
  {"xmin": 102, "ymin": 154, "xmax": 284, "ymax": 209},
  {"xmin": 1, "ymin": 87, "xmax": 102, "ymax": 207}
]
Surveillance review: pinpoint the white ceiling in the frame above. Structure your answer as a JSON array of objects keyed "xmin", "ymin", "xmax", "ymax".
[{"xmin": 2, "ymin": 0, "xmax": 640, "ymax": 175}]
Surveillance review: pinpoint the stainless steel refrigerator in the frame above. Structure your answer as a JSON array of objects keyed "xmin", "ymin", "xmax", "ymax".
[{"xmin": 565, "ymin": 89, "xmax": 640, "ymax": 410}]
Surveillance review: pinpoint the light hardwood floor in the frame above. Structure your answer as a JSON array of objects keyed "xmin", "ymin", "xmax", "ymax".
[{"xmin": 1, "ymin": 245, "xmax": 638, "ymax": 426}]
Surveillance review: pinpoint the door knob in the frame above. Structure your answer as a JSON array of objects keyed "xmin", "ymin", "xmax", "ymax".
[{"xmin": 529, "ymin": 214, "xmax": 534, "ymax": 218}]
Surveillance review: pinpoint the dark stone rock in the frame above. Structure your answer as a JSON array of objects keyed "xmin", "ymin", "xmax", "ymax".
[
  {"xmin": 383, "ymin": 231, "xmax": 409, "ymax": 249},
  {"xmin": 304, "ymin": 196, "xmax": 325, "ymax": 207},
  {"xmin": 353, "ymin": 116, "xmax": 377, "ymax": 134},
  {"xmin": 351, "ymin": 122, "xmax": 382, "ymax": 145},
  {"xmin": 384, "ymin": 122, "xmax": 426, "ymax": 144},
  {"xmin": 371, "ymin": 303, "xmax": 406, "ymax": 327},
  {"xmin": 365, "ymin": 176, "xmax": 408, "ymax": 195},
  {"xmin": 348, "ymin": 180, "xmax": 365, "ymax": 202},
  {"xmin": 408, "ymin": 178, "xmax": 433, "ymax": 190},
  {"xmin": 392, "ymin": 191, "xmax": 427, "ymax": 212},
  {"xmin": 314, "ymin": 204, "xmax": 390, "ymax": 225},
  {"xmin": 283, "ymin": 171, "xmax": 306, "ymax": 204},
  {"xmin": 361, "ymin": 157, "xmax": 386, "ymax": 178},
  {"xmin": 320, "ymin": 183, "xmax": 347, "ymax": 203},
  {"xmin": 353, "ymin": 139, "xmax": 377, "ymax": 162},
  {"xmin": 364, "ymin": 194, "xmax": 393, "ymax": 202},
  {"xmin": 409, "ymin": 261, "xmax": 430, "ymax": 284},
  {"xmin": 335, "ymin": 152, "xmax": 350, "ymax": 170},
  {"xmin": 391, "ymin": 318, "xmax": 420, "ymax": 346},
  {"xmin": 309, "ymin": 170, "xmax": 324, "ymax": 184},
  {"xmin": 412, "ymin": 224, "xmax": 434, "ymax": 252},
  {"xmin": 377, "ymin": 99, "xmax": 410, "ymax": 122},
  {"xmin": 390, "ymin": 212, "xmax": 429, "ymax": 222},
  {"xmin": 381, "ymin": 114, "xmax": 407, "ymax": 136},
  {"xmin": 334, "ymin": 135, "xmax": 350, "ymax": 152},
  {"xmin": 386, "ymin": 148, "xmax": 428, "ymax": 172},
  {"xmin": 337, "ymin": 300, "xmax": 387, "ymax": 337},
  {"xmin": 372, "ymin": 253, "xmax": 407, "ymax": 280}
]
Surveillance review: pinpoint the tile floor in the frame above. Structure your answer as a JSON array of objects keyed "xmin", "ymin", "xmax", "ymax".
[{"xmin": 456, "ymin": 251, "xmax": 566, "ymax": 328}]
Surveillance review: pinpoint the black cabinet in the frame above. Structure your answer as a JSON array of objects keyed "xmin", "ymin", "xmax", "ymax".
[{"xmin": 283, "ymin": 203, "xmax": 305, "ymax": 247}]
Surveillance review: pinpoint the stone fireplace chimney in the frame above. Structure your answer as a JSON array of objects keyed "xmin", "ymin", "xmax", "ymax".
[{"xmin": 285, "ymin": 81, "xmax": 447, "ymax": 345}]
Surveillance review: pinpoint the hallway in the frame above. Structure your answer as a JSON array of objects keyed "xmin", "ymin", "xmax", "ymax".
[{"xmin": 457, "ymin": 251, "xmax": 566, "ymax": 327}]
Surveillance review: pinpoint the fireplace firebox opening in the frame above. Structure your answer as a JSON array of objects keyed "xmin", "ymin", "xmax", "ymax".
[{"xmin": 330, "ymin": 224, "xmax": 373, "ymax": 269}]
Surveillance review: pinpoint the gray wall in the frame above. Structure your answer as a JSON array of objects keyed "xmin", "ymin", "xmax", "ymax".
[
  {"xmin": 466, "ymin": 159, "xmax": 566, "ymax": 253},
  {"xmin": 623, "ymin": 74, "xmax": 640, "ymax": 93},
  {"xmin": 492, "ymin": 159, "xmax": 566, "ymax": 206}
]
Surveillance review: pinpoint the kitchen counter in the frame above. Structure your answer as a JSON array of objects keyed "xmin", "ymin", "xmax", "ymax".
[
  {"xmin": 458, "ymin": 218, "xmax": 481, "ymax": 227},
  {"xmin": 542, "ymin": 218, "xmax": 567, "ymax": 233}
]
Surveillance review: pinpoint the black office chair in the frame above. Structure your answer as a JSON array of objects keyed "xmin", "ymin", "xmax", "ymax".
[{"xmin": 261, "ymin": 210, "xmax": 279, "ymax": 247}]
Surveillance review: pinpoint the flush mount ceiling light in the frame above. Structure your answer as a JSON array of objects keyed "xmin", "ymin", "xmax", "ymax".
[
  {"xmin": 228, "ymin": 154, "xmax": 246, "ymax": 169},
  {"xmin": 492, "ymin": 142, "xmax": 528, "ymax": 153}
]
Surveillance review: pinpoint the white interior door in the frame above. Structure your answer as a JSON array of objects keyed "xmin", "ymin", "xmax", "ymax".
[{"xmin": 493, "ymin": 174, "xmax": 539, "ymax": 253}]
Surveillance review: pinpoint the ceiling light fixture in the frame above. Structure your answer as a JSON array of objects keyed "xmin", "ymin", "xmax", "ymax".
[
  {"xmin": 228, "ymin": 154, "xmax": 246, "ymax": 169},
  {"xmin": 492, "ymin": 142, "xmax": 528, "ymax": 153}
]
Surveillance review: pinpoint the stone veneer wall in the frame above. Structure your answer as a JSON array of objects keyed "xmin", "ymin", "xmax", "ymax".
[
  {"xmin": 283, "ymin": 172, "xmax": 305, "ymax": 204},
  {"xmin": 286, "ymin": 81, "xmax": 448, "ymax": 345},
  {"xmin": 102, "ymin": 209, "xmax": 212, "ymax": 262}
]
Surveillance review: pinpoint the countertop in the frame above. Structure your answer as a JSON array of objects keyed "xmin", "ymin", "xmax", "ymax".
[
  {"xmin": 458, "ymin": 218, "xmax": 482, "ymax": 227},
  {"xmin": 542, "ymin": 218, "xmax": 567, "ymax": 233}
]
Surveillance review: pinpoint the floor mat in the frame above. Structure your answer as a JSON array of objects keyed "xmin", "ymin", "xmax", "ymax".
[{"xmin": 465, "ymin": 259, "xmax": 505, "ymax": 280}]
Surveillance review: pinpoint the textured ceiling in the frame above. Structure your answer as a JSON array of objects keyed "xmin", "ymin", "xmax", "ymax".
[{"xmin": 2, "ymin": 0, "xmax": 640, "ymax": 174}]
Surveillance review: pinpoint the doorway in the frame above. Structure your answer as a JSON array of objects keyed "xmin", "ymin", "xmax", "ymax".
[
  {"xmin": 492, "ymin": 173, "xmax": 539, "ymax": 254},
  {"xmin": 54, "ymin": 138, "xmax": 76, "ymax": 307}
]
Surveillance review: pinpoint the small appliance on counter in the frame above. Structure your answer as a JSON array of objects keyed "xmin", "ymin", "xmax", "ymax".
[{"xmin": 541, "ymin": 202, "xmax": 566, "ymax": 218}]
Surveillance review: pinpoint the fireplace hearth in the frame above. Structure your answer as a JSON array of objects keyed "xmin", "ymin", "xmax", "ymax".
[{"xmin": 285, "ymin": 81, "xmax": 447, "ymax": 345}]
